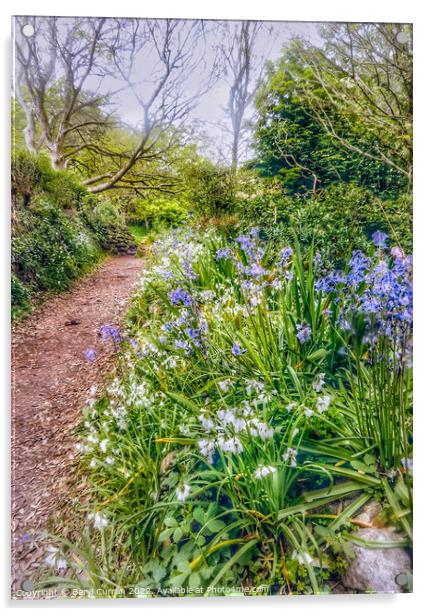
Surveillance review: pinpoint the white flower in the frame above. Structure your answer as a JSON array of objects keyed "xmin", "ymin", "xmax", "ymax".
[
  {"xmin": 100, "ymin": 438, "xmax": 109, "ymax": 453},
  {"xmin": 304, "ymin": 407, "xmax": 314, "ymax": 418},
  {"xmin": 199, "ymin": 412, "xmax": 214, "ymax": 432},
  {"xmin": 176, "ymin": 484, "xmax": 191, "ymax": 501},
  {"xmin": 218, "ymin": 379, "xmax": 233, "ymax": 393},
  {"xmin": 178, "ymin": 423, "xmax": 191, "ymax": 436},
  {"xmin": 312, "ymin": 373, "xmax": 326, "ymax": 392},
  {"xmin": 316, "ymin": 394, "xmax": 331, "ymax": 413},
  {"xmin": 88, "ymin": 511, "xmax": 109, "ymax": 530},
  {"xmin": 283, "ymin": 448, "xmax": 298, "ymax": 467},
  {"xmin": 292, "ymin": 551, "xmax": 313, "ymax": 565},
  {"xmin": 198, "ymin": 439, "xmax": 215, "ymax": 461},
  {"xmin": 105, "ymin": 456, "xmax": 115, "ymax": 465},
  {"xmin": 286, "ymin": 402, "xmax": 297, "ymax": 412},
  {"xmin": 218, "ymin": 436, "xmax": 243, "ymax": 454},
  {"xmin": 255, "ymin": 465, "xmax": 277, "ymax": 479},
  {"xmin": 45, "ymin": 546, "xmax": 68, "ymax": 570},
  {"xmin": 249, "ymin": 419, "xmax": 274, "ymax": 440},
  {"xmin": 118, "ymin": 418, "xmax": 128, "ymax": 430},
  {"xmin": 245, "ymin": 379, "xmax": 264, "ymax": 396}
]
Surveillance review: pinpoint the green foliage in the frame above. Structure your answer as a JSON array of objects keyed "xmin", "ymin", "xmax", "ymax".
[
  {"xmin": 12, "ymin": 150, "xmax": 87, "ymax": 209},
  {"xmin": 12, "ymin": 199, "xmax": 102, "ymax": 298},
  {"xmin": 38, "ymin": 226, "xmax": 411, "ymax": 596},
  {"xmin": 11, "ymin": 152, "xmax": 106, "ymax": 319},
  {"xmin": 236, "ymin": 182, "xmax": 412, "ymax": 265},
  {"xmin": 11, "ymin": 274, "xmax": 31, "ymax": 320},
  {"xmin": 182, "ymin": 158, "xmax": 236, "ymax": 216},
  {"xmin": 252, "ymin": 48, "xmax": 408, "ymax": 199},
  {"xmin": 128, "ymin": 195, "xmax": 188, "ymax": 229}
]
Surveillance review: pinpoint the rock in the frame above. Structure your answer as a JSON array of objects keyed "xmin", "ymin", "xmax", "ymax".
[
  {"xmin": 342, "ymin": 528, "xmax": 412, "ymax": 593},
  {"xmin": 355, "ymin": 499, "xmax": 384, "ymax": 527}
]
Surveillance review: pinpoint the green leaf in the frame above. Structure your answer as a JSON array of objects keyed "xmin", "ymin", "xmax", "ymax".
[
  {"xmin": 164, "ymin": 517, "xmax": 178, "ymax": 528},
  {"xmin": 341, "ymin": 541, "xmax": 356, "ymax": 559},
  {"xmin": 152, "ymin": 562, "xmax": 167, "ymax": 583},
  {"xmin": 193, "ymin": 507, "xmax": 206, "ymax": 525},
  {"xmin": 204, "ymin": 539, "xmax": 258, "ymax": 595},
  {"xmin": 206, "ymin": 519, "xmax": 225, "ymax": 533},
  {"xmin": 169, "ymin": 572, "xmax": 188, "ymax": 587},
  {"xmin": 177, "ymin": 560, "xmax": 191, "ymax": 574},
  {"xmin": 158, "ymin": 528, "xmax": 173, "ymax": 542},
  {"xmin": 188, "ymin": 571, "xmax": 201, "ymax": 589}
]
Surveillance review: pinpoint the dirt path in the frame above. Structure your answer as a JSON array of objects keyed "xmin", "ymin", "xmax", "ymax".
[{"xmin": 11, "ymin": 255, "xmax": 145, "ymax": 592}]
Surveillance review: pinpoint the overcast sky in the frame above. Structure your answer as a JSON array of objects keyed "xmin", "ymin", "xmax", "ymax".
[{"xmin": 108, "ymin": 19, "xmax": 322, "ymax": 163}]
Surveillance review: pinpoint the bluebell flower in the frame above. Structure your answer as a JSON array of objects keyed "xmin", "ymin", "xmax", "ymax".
[
  {"xmin": 169, "ymin": 287, "xmax": 193, "ymax": 307},
  {"xmin": 236, "ymin": 234, "xmax": 253, "ymax": 252},
  {"xmin": 247, "ymin": 263, "xmax": 266, "ymax": 279},
  {"xmin": 215, "ymin": 247, "xmax": 231, "ymax": 261},
  {"xmin": 84, "ymin": 348, "xmax": 97, "ymax": 361},
  {"xmin": 232, "ymin": 341, "xmax": 246, "ymax": 356},
  {"xmin": 161, "ymin": 321, "xmax": 174, "ymax": 333},
  {"xmin": 372, "ymin": 230, "xmax": 389, "ymax": 248},
  {"xmin": 296, "ymin": 323, "xmax": 312, "ymax": 344},
  {"xmin": 391, "ymin": 246, "xmax": 405, "ymax": 260},
  {"xmin": 100, "ymin": 324, "xmax": 121, "ymax": 344},
  {"xmin": 276, "ymin": 246, "xmax": 293, "ymax": 270}
]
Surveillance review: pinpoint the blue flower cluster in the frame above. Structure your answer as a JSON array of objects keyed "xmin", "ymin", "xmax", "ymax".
[
  {"xmin": 100, "ymin": 323, "xmax": 122, "ymax": 344},
  {"xmin": 169, "ymin": 287, "xmax": 193, "ymax": 307},
  {"xmin": 316, "ymin": 242, "xmax": 412, "ymax": 360}
]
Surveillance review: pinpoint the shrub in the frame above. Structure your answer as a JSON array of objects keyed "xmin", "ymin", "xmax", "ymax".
[
  {"xmin": 236, "ymin": 182, "xmax": 412, "ymax": 266},
  {"xmin": 128, "ymin": 196, "xmax": 188, "ymax": 229},
  {"xmin": 183, "ymin": 159, "xmax": 236, "ymax": 216},
  {"xmin": 12, "ymin": 199, "xmax": 102, "ymax": 308},
  {"xmin": 12, "ymin": 150, "xmax": 87, "ymax": 210},
  {"xmin": 11, "ymin": 151, "xmax": 42, "ymax": 208},
  {"xmin": 11, "ymin": 274, "xmax": 31, "ymax": 320}
]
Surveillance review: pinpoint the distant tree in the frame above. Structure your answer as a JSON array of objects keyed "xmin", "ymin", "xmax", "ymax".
[
  {"xmin": 252, "ymin": 39, "xmax": 409, "ymax": 197},
  {"xmin": 14, "ymin": 16, "xmax": 113, "ymax": 169},
  {"xmin": 217, "ymin": 21, "xmax": 276, "ymax": 173},
  {"xmin": 294, "ymin": 23, "xmax": 413, "ymax": 187},
  {"xmin": 14, "ymin": 17, "xmax": 211, "ymax": 195}
]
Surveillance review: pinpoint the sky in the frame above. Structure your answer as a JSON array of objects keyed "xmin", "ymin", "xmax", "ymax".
[{"xmin": 109, "ymin": 20, "xmax": 322, "ymax": 163}]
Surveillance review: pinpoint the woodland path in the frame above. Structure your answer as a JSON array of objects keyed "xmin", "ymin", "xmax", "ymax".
[{"xmin": 11, "ymin": 255, "xmax": 145, "ymax": 593}]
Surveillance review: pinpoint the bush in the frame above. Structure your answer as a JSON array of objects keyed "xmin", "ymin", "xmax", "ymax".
[
  {"xmin": 183, "ymin": 159, "xmax": 235, "ymax": 216},
  {"xmin": 12, "ymin": 199, "xmax": 102, "ymax": 311},
  {"xmin": 128, "ymin": 195, "xmax": 188, "ymax": 229},
  {"xmin": 11, "ymin": 274, "xmax": 31, "ymax": 320},
  {"xmin": 12, "ymin": 150, "xmax": 87, "ymax": 210},
  {"xmin": 236, "ymin": 182, "xmax": 412, "ymax": 265},
  {"xmin": 11, "ymin": 151, "xmax": 42, "ymax": 208}
]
